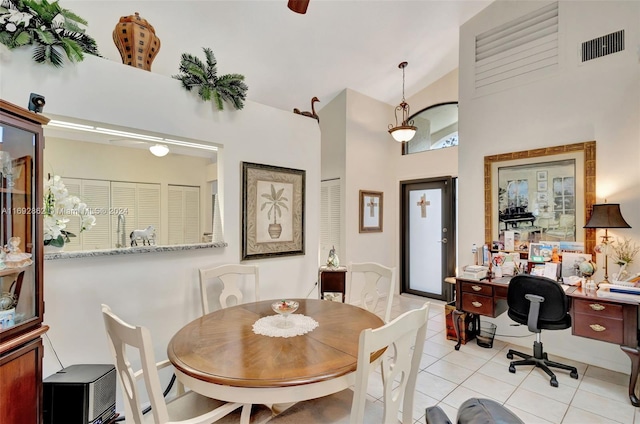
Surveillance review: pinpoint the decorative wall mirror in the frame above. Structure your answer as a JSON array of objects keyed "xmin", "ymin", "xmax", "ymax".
[
  {"xmin": 402, "ymin": 102, "xmax": 458, "ymax": 155},
  {"xmin": 484, "ymin": 141, "xmax": 596, "ymax": 255}
]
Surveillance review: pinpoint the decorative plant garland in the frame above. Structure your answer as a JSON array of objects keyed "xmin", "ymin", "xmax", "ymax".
[
  {"xmin": 0, "ymin": 0, "xmax": 100, "ymax": 67},
  {"xmin": 173, "ymin": 47, "xmax": 248, "ymax": 110}
]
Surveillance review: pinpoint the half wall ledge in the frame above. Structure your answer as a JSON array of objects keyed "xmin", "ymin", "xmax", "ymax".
[{"xmin": 44, "ymin": 242, "xmax": 228, "ymax": 260}]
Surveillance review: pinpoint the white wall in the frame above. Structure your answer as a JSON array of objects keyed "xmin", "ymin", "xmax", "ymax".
[
  {"xmin": 319, "ymin": 72, "xmax": 460, "ymax": 301},
  {"xmin": 459, "ymin": 0, "xmax": 640, "ymax": 373},
  {"xmin": 1, "ymin": 49, "xmax": 321, "ymax": 396}
]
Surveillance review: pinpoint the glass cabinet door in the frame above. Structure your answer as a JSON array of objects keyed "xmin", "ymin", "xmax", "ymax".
[{"xmin": 0, "ymin": 114, "xmax": 43, "ymax": 339}]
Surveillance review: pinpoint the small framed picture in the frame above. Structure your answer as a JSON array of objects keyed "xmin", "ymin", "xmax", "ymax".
[
  {"xmin": 537, "ymin": 181, "xmax": 547, "ymax": 191},
  {"xmin": 359, "ymin": 190, "xmax": 383, "ymax": 233},
  {"xmin": 537, "ymin": 170, "xmax": 547, "ymax": 181},
  {"xmin": 536, "ymin": 192, "xmax": 548, "ymax": 202}
]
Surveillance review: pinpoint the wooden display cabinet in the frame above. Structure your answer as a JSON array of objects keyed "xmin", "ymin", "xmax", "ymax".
[{"xmin": 0, "ymin": 99, "xmax": 48, "ymax": 424}]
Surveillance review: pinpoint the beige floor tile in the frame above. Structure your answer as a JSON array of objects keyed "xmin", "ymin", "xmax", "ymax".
[
  {"xmin": 415, "ymin": 371, "xmax": 458, "ymax": 401},
  {"xmin": 423, "ymin": 339, "xmax": 456, "ymax": 359},
  {"xmin": 528, "ymin": 365, "xmax": 581, "ymax": 389},
  {"xmin": 577, "ymin": 375, "xmax": 629, "ymax": 404},
  {"xmin": 461, "ymin": 373, "xmax": 517, "ymax": 403},
  {"xmin": 399, "ymin": 388, "xmax": 439, "ymax": 422},
  {"xmin": 520, "ymin": 373, "xmax": 576, "ymax": 404},
  {"xmin": 569, "ymin": 390, "xmax": 635, "ymax": 424},
  {"xmin": 584, "ymin": 366, "xmax": 630, "ymax": 387},
  {"xmin": 419, "ymin": 353, "xmax": 440, "ymax": 370},
  {"xmin": 442, "ymin": 385, "xmax": 493, "ymax": 407},
  {"xmin": 477, "ymin": 360, "xmax": 530, "ymax": 385},
  {"xmin": 440, "ymin": 350, "xmax": 489, "ymax": 371},
  {"xmin": 506, "ymin": 388, "xmax": 569, "ymax": 423},
  {"xmin": 562, "ymin": 406, "xmax": 622, "ymax": 424},
  {"xmin": 507, "ymin": 405, "xmax": 554, "ymax": 423},
  {"xmin": 426, "ymin": 359, "xmax": 475, "ymax": 384},
  {"xmin": 431, "ymin": 402, "xmax": 458, "ymax": 423},
  {"xmin": 456, "ymin": 339, "xmax": 503, "ymax": 360}
]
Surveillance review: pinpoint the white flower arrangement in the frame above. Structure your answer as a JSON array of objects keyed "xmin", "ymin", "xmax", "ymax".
[
  {"xmin": 611, "ymin": 237, "xmax": 640, "ymax": 280},
  {"xmin": 43, "ymin": 175, "xmax": 95, "ymax": 247}
]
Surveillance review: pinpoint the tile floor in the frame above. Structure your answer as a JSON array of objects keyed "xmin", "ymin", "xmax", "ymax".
[{"xmin": 369, "ymin": 294, "xmax": 639, "ymax": 424}]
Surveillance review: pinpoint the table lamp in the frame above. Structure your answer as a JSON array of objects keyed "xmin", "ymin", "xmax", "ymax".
[{"xmin": 583, "ymin": 203, "xmax": 631, "ymax": 285}]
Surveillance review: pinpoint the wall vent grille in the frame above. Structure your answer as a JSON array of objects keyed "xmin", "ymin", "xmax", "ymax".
[
  {"xmin": 581, "ymin": 30, "xmax": 624, "ymax": 62},
  {"xmin": 474, "ymin": 2, "xmax": 558, "ymax": 91}
]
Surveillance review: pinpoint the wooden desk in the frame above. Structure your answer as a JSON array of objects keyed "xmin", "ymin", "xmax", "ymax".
[
  {"xmin": 453, "ymin": 277, "xmax": 640, "ymax": 407},
  {"xmin": 167, "ymin": 299, "xmax": 384, "ymax": 422}
]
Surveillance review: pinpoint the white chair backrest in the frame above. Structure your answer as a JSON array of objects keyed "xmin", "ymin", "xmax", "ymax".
[
  {"xmin": 101, "ymin": 304, "xmax": 169, "ymax": 424},
  {"xmin": 351, "ymin": 302, "xmax": 430, "ymax": 424},
  {"xmin": 348, "ymin": 262, "xmax": 396, "ymax": 322},
  {"xmin": 199, "ymin": 264, "xmax": 260, "ymax": 314}
]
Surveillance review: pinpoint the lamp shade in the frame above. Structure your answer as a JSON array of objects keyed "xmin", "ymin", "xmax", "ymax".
[
  {"xmin": 584, "ymin": 203, "xmax": 631, "ymax": 229},
  {"xmin": 149, "ymin": 144, "xmax": 169, "ymax": 157},
  {"xmin": 389, "ymin": 125, "xmax": 417, "ymax": 143}
]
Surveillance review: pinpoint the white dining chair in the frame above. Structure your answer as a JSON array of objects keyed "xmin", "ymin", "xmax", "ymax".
[
  {"xmin": 199, "ymin": 264, "xmax": 260, "ymax": 314},
  {"xmin": 266, "ymin": 302, "xmax": 430, "ymax": 423},
  {"xmin": 101, "ymin": 304, "xmax": 271, "ymax": 424},
  {"xmin": 348, "ymin": 262, "xmax": 396, "ymax": 323}
]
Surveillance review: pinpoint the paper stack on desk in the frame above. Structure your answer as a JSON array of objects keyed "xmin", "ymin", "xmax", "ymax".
[{"xmin": 597, "ymin": 283, "xmax": 640, "ymax": 302}]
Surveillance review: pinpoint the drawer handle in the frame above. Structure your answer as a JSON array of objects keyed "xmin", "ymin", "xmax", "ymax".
[
  {"xmin": 471, "ymin": 301, "xmax": 483, "ymax": 308},
  {"xmin": 589, "ymin": 304, "xmax": 605, "ymax": 311},
  {"xmin": 590, "ymin": 324, "xmax": 606, "ymax": 332},
  {"xmin": 472, "ymin": 285, "xmax": 482, "ymax": 292}
]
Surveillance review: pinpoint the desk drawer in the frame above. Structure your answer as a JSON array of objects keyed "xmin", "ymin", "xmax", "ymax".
[
  {"xmin": 461, "ymin": 293, "xmax": 493, "ymax": 316},
  {"xmin": 461, "ymin": 282, "xmax": 492, "ymax": 296},
  {"xmin": 573, "ymin": 314, "xmax": 624, "ymax": 344},
  {"xmin": 573, "ymin": 299, "xmax": 623, "ymax": 319}
]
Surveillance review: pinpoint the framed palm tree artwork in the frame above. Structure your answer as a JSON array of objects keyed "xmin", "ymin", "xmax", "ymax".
[{"xmin": 242, "ymin": 162, "xmax": 305, "ymax": 259}]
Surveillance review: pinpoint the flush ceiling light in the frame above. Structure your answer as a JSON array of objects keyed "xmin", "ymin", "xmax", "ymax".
[
  {"xmin": 149, "ymin": 144, "xmax": 169, "ymax": 157},
  {"xmin": 388, "ymin": 61, "xmax": 417, "ymax": 143}
]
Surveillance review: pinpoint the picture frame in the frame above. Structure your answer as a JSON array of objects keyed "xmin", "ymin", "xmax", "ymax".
[
  {"xmin": 537, "ymin": 170, "xmax": 548, "ymax": 181},
  {"xmin": 484, "ymin": 141, "xmax": 596, "ymax": 254},
  {"xmin": 359, "ymin": 190, "xmax": 383, "ymax": 233},
  {"xmin": 242, "ymin": 162, "xmax": 305, "ymax": 260},
  {"xmin": 537, "ymin": 181, "xmax": 547, "ymax": 191}
]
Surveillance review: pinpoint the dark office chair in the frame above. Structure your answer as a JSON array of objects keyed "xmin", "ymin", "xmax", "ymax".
[{"xmin": 506, "ymin": 274, "xmax": 579, "ymax": 387}]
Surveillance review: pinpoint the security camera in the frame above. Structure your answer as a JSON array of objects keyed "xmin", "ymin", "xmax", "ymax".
[{"xmin": 28, "ymin": 93, "xmax": 45, "ymax": 113}]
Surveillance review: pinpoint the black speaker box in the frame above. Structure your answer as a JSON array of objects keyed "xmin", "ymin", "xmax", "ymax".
[{"xmin": 43, "ymin": 364, "xmax": 116, "ymax": 424}]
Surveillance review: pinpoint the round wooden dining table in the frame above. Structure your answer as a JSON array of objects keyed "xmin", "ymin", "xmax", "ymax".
[{"xmin": 167, "ymin": 298, "xmax": 384, "ymax": 420}]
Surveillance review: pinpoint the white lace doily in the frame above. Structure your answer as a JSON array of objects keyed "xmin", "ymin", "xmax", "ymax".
[{"xmin": 252, "ymin": 314, "xmax": 319, "ymax": 338}]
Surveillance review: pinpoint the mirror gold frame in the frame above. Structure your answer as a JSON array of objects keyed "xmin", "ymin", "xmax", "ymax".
[{"xmin": 484, "ymin": 141, "xmax": 596, "ymax": 254}]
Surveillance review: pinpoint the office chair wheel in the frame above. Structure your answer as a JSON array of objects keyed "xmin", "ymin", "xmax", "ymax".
[
  {"xmin": 550, "ymin": 377, "xmax": 558, "ymax": 387},
  {"xmin": 506, "ymin": 352, "xmax": 513, "ymax": 359},
  {"xmin": 570, "ymin": 370, "xmax": 578, "ymax": 379},
  {"xmin": 509, "ymin": 364, "xmax": 516, "ymax": 373}
]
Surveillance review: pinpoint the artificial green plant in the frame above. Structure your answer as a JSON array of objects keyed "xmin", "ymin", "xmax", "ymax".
[
  {"xmin": 0, "ymin": 0, "xmax": 100, "ymax": 67},
  {"xmin": 173, "ymin": 47, "xmax": 248, "ymax": 110}
]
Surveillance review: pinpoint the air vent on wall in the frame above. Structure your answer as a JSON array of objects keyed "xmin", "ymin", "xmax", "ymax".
[
  {"xmin": 581, "ymin": 30, "xmax": 624, "ymax": 63},
  {"xmin": 474, "ymin": 2, "xmax": 559, "ymax": 92}
]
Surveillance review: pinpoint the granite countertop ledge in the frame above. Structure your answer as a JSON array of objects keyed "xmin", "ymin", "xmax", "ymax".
[{"xmin": 44, "ymin": 242, "xmax": 228, "ymax": 260}]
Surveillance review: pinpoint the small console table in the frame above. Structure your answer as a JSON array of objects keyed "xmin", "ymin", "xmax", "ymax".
[
  {"xmin": 453, "ymin": 276, "xmax": 640, "ymax": 407},
  {"xmin": 318, "ymin": 266, "xmax": 347, "ymax": 302}
]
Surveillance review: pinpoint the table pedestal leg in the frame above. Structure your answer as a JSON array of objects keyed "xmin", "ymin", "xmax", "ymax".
[
  {"xmin": 621, "ymin": 346, "xmax": 640, "ymax": 407},
  {"xmin": 453, "ymin": 309, "xmax": 464, "ymax": 351}
]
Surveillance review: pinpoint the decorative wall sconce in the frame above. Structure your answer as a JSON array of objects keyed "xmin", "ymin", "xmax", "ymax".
[{"xmin": 388, "ymin": 62, "xmax": 416, "ymax": 143}]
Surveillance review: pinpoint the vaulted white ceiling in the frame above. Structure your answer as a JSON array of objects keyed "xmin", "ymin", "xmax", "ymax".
[{"xmin": 68, "ymin": 0, "xmax": 491, "ymax": 112}]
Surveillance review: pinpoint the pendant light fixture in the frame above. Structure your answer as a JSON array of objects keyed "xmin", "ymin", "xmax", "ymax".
[{"xmin": 388, "ymin": 61, "xmax": 417, "ymax": 143}]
